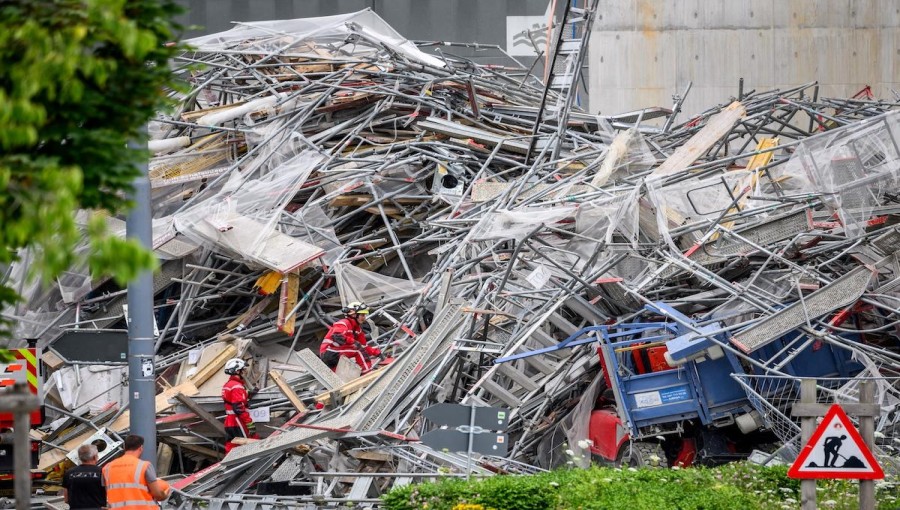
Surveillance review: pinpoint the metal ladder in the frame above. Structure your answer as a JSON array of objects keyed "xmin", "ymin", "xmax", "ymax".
[
  {"xmin": 525, "ymin": 0, "xmax": 601, "ymax": 164},
  {"xmin": 463, "ymin": 296, "xmax": 578, "ymax": 412}
]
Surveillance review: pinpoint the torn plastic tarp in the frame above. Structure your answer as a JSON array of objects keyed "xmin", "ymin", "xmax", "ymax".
[
  {"xmin": 334, "ymin": 263, "xmax": 424, "ymax": 306},
  {"xmin": 590, "ymin": 128, "xmax": 656, "ymax": 188},
  {"xmin": 470, "ymin": 206, "xmax": 576, "ymax": 242},
  {"xmin": 767, "ymin": 111, "xmax": 900, "ymax": 237},
  {"xmin": 184, "ymin": 9, "xmax": 445, "ymax": 69},
  {"xmin": 174, "ymin": 151, "xmax": 326, "ymax": 272},
  {"xmin": 647, "ymin": 171, "xmax": 751, "ymax": 251},
  {"xmin": 574, "ymin": 186, "xmax": 641, "ymax": 248}
]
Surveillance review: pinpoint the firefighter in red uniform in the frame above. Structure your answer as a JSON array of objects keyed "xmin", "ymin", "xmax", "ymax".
[
  {"xmin": 221, "ymin": 358, "xmax": 258, "ymax": 454},
  {"xmin": 319, "ymin": 302, "xmax": 382, "ymax": 373}
]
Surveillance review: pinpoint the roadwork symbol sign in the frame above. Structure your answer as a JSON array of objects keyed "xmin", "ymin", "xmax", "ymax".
[{"xmin": 788, "ymin": 404, "xmax": 884, "ymax": 480}]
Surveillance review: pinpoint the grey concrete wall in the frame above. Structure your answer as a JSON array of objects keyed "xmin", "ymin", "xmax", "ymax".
[{"xmin": 589, "ymin": 0, "xmax": 900, "ymax": 117}]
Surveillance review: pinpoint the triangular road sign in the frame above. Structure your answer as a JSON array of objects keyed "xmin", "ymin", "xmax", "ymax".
[{"xmin": 788, "ymin": 404, "xmax": 884, "ymax": 479}]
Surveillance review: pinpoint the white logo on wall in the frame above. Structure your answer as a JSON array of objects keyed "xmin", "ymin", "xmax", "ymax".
[{"xmin": 506, "ymin": 16, "xmax": 551, "ymax": 56}]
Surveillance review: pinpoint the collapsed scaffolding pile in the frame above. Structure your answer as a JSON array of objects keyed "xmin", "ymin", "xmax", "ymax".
[{"xmin": 6, "ymin": 8, "xmax": 900, "ymax": 508}]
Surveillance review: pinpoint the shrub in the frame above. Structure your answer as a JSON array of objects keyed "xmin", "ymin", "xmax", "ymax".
[{"xmin": 382, "ymin": 463, "xmax": 900, "ymax": 510}]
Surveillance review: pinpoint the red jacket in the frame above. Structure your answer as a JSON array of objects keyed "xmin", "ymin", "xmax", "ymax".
[
  {"xmin": 320, "ymin": 317, "xmax": 380, "ymax": 371},
  {"xmin": 222, "ymin": 375, "xmax": 253, "ymax": 429}
]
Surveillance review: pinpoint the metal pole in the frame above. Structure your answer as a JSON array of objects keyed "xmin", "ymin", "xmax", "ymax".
[
  {"xmin": 466, "ymin": 403, "xmax": 476, "ymax": 481},
  {"xmin": 799, "ymin": 379, "xmax": 817, "ymax": 510},
  {"xmin": 0, "ymin": 384, "xmax": 39, "ymax": 510},
  {"xmin": 858, "ymin": 381, "xmax": 875, "ymax": 510},
  {"xmin": 13, "ymin": 401, "xmax": 30, "ymax": 510},
  {"xmin": 126, "ymin": 131, "xmax": 157, "ymax": 464}
]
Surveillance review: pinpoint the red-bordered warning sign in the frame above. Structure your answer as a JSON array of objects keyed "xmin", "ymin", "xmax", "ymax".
[{"xmin": 788, "ymin": 404, "xmax": 884, "ymax": 480}]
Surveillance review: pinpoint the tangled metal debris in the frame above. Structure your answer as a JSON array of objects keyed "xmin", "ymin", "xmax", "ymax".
[{"xmin": 7, "ymin": 7, "xmax": 900, "ymax": 509}]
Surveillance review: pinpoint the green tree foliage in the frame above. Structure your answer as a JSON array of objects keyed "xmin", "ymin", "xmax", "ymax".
[{"xmin": 0, "ymin": 0, "xmax": 185, "ymax": 338}]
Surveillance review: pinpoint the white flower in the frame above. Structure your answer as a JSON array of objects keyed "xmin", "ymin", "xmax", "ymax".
[
  {"xmin": 822, "ymin": 500, "xmax": 837, "ymax": 508},
  {"xmin": 627, "ymin": 467, "xmax": 638, "ymax": 472},
  {"xmin": 875, "ymin": 431, "xmax": 886, "ymax": 439},
  {"xmin": 779, "ymin": 487, "xmax": 793, "ymax": 493},
  {"xmin": 649, "ymin": 454, "xmax": 661, "ymax": 463},
  {"xmin": 577, "ymin": 439, "xmax": 593, "ymax": 449},
  {"xmin": 565, "ymin": 449, "xmax": 574, "ymax": 456},
  {"xmin": 549, "ymin": 481, "xmax": 560, "ymax": 487}
]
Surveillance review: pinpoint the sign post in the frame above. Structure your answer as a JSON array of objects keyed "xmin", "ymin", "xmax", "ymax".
[
  {"xmin": 789, "ymin": 380, "xmax": 883, "ymax": 510},
  {"xmin": 0, "ymin": 383, "xmax": 40, "ymax": 510},
  {"xmin": 421, "ymin": 403, "xmax": 509, "ymax": 480}
]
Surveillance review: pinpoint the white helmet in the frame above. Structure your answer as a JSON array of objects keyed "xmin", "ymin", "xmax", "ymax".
[
  {"xmin": 342, "ymin": 301, "xmax": 370, "ymax": 316},
  {"xmin": 224, "ymin": 358, "xmax": 246, "ymax": 375}
]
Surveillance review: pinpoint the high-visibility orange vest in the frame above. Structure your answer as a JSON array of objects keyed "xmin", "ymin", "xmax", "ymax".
[{"xmin": 101, "ymin": 454, "xmax": 157, "ymax": 510}]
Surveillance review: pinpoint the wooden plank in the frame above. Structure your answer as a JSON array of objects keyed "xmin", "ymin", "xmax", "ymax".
[
  {"xmin": 313, "ymin": 366, "xmax": 387, "ymax": 405},
  {"xmin": 227, "ymin": 295, "xmax": 274, "ymax": 330},
  {"xmin": 189, "ymin": 344, "xmax": 238, "ymax": 388},
  {"xmin": 790, "ymin": 402, "xmax": 881, "ymax": 418},
  {"xmin": 108, "ymin": 381, "xmax": 200, "ymax": 433},
  {"xmin": 229, "ymin": 437, "xmax": 260, "ymax": 445},
  {"xmin": 651, "ymin": 101, "xmax": 746, "ymax": 178},
  {"xmin": 277, "ymin": 271, "xmax": 300, "ymax": 335},
  {"xmin": 329, "ymin": 195, "xmax": 424, "ymax": 207},
  {"xmin": 177, "ymin": 441, "xmax": 224, "ymax": 460},
  {"xmin": 269, "ymin": 370, "xmax": 308, "ymax": 412},
  {"xmin": 175, "ymin": 393, "xmax": 227, "ymax": 436},
  {"xmin": 41, "ymin": 350, "xmax": 66, "ymax": 370}
]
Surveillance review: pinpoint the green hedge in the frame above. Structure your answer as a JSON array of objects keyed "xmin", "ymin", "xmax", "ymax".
[{"xmin": 382, "ymin": 463, "xmax": 899, "ymax": 510}]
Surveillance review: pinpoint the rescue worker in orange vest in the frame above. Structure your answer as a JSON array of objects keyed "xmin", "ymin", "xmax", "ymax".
[
  {"xmin": 319, "ymin": 302, "xmax": 381, "ymax": 373},
  {"xmin": 221, "ymin": 358, "xmax": 259, "ymax": 454},
  {"xmin": 101, "ymin": 434, "xmax": 170, "ymax": 509}
]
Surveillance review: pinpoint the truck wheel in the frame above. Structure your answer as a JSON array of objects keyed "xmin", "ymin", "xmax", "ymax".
[{"xmin": 618, "ymin": 441, "xmax": 666, "ymax": 468}]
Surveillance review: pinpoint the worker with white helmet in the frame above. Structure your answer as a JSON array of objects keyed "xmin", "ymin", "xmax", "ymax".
[
  {"xmin": 320, "ymin": 301, "xmax": 382, "ymax": 373},
  {"xmin": 221, "ymin": 358, "xmax": 258, "ymax": 453}
]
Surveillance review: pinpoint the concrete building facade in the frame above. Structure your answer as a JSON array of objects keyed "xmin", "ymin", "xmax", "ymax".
[{"xmin": 589, "ymin": 0, "xmax": 900, "ymax": 117}]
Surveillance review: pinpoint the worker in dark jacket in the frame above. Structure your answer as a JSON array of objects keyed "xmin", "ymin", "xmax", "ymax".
[
  {"xmin": 63, "ymin": 444, "xmax": 106, "ymax": 509},
  {"xmin": 319, "ymin": 302, "xmax": 381, "ymax": 372},
  {"xmin": 221, "ymin": 358, "xmax": 258, "ymax": 453}
]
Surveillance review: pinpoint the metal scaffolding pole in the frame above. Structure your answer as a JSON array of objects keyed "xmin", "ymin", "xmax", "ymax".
[{"xmin": 126, "ymin": 132, "xmax": 158, "ymax": 463}]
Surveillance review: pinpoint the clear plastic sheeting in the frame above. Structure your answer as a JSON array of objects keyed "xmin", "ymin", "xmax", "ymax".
[
  {"xmin": 574, "ymin": 187, "xmax": 641, "ymax": 248},
  {"xmin": 766, "ymin": 111, "xmax": 900, "ymax": 237},
  {"xmin": 564, "ymin": 371, "xmax": 604, "ymax": 468},
  {"xmin": 590, "ymin": 128, "xmax": 656, "ymax": 188},
  {"xmin": 184, "ymin": 9, "xmax": 445, "ymax": 69},
  {"xmin": 57, "ymin": 270, "xmax": 92, "ymax": 304},
  {"xmin": 13, "ymin": 309, "xmax": 65, "ymax": 345},
  {"xmin": 470, "ymin": 206, "xmax": 576, "ymax": 242},
  {"xmin": 283, "ymin": 204, "xmax": 343, "ymax": 267},
  {"xmin": 174, "ymin": 151, "xmax": 326, "ymax": 272},
  {"xmin": 535, "ymin": 371, "xmax": 604, "ymax": 470},
  {"xmin": 334, "ymin": 263, "xmax": 425, "ymax": 307},
  {"xmin": 647, "ymin": 171, "xmax": 750, "ymax": 250}
]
